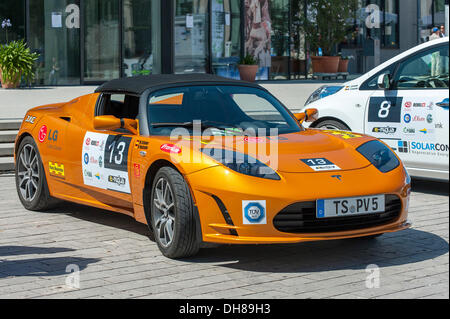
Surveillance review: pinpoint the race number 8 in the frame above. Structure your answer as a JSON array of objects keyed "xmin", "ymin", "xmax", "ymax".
[{"xmin": 378, "ymin": 101, "xmax": 391, "ymax": 118}]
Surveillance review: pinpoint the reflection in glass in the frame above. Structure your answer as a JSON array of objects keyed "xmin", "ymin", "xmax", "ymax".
[
  {"xmin": 174, "ymin": 0, "xmax": 209, "ymax": 74},
  {"xmin": 29, "ymin": 0, "xmax": 80, "ymax": 85},
  {"xmin": 269, "ymin": 0, "xmax": 289, "ymax": 80},
  {"xmin": 383, "ymin": 0, "xmax": 398, "ymax": 47},
  {"xmin": 84, "ymin": 0, "xmax": 120, "ymax": 82},
  {"xmin": 123, "ymin": 0, "xmax": 161, "ymax": 77},
  {"xmin": 211, "ymin": 0, "xmax": 241, "ymax": 79}
]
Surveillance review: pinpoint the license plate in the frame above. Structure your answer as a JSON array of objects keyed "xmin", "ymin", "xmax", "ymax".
[{"xmin": 316, "ymin": 195, "xmax": 385, "ymax": 218}]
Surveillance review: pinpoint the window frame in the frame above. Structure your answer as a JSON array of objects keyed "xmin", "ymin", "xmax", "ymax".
[
  {"xmin": 391, "ymin": 43, "xmax": 449, "ymax": 90},
  {"xmin": 360, "ymin": 42, "xmax": 448, "ymax": 91}
]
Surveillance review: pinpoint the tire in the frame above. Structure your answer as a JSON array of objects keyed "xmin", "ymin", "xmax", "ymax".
[
  {"xmin": 15, "ymin": 136, "xmax": 56, "ymax": 211},
  {"xmin": 150, "ymin": 167, "xmax": 200, "ymax": 258},
  {"xmin": 315, "ymin": 120, "xmax": 350, "ymax": 131}
]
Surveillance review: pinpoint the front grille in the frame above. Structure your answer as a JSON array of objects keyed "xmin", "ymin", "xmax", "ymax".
[{"xmin": 273, "ymin": 195, "xmax": 402, "ymax": 233}]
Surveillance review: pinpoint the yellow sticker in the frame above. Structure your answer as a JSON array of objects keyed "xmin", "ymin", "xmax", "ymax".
[
  {"xmin": 322, "ymin": 130, "xmax": 363, "ymax": 139},
  {"xmin": 49, "ymin": 162, "xmax": 65, "ymax": 178}
]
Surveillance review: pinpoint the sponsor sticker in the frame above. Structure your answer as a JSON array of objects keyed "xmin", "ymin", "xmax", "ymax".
[
  {"xmin": 134, "ymin": 140, "xmax": 149, "ymax": 150},
  {"xmin": 25, "ymin": 115, "xmax": 36, "ymax": 124},
  {"xmin": 322, "ymin": 130, "xmax": 362, "ymax": 139},
  {"xmin": 242, "ymin": 200, "xmax": 267, "ymax": 225},
  {"xmin": 160, "ymin": 143, "xmax": 181, "ymax": 154},
  {"xmin": 38, "ymin": 125, "xmax": 47, "ymax": 143},
  {"xmin": 403, "ymin": 114, "xmax": 411, "ymax": 123},
  {"xmin": 134, "ymin": 163, "xmax": 141, "ymax": 178},
  {"xmin": 372, "ymin": 126, "xmax": 397, "ymax": 134},
  {"xmin": 301, "ymin": 158, "xmax": 341, "ymax": 171},
  {"xmin": 82, "ymin": 132, "xmax": 132, "ymax": 194},
  {"xmin": 49, "ymin": 162, "xmax": 65, "ymax": 179},
  {"xmin": 244, "ymin": 136, "xmax": 266, "ymax": 143}
]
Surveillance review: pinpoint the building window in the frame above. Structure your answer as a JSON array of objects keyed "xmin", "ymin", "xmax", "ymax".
[
  {"xmin": 173, "ymin": 0, "xmax": 209, "ymax": 74},
  {"xmin": 0, "ymin": 0, "xmax": 25, "ymax": 44},
  {"xmin": 244, "ymin": 0, "xmax": 272, "ymax": 80},
  {"xmin": 211, "ymin": 0, "xmax": 241, "ymax": 79},
  {"xmin": 29, "ymin": 0, "xmax": 81, "ymax": 85},
  {"xmin": 341, "ymin": 0, "xmax": 399, "ymax": 49},
  {"xmin": 418, "ymin": 0, "xmax": 447, "ymax": 43},
  {"xmin": 123, "ymin": 0, "xmax": 161, "ymax": 77},
  {"xmin": 269, "ymin": 0, "xmax": 289, "ymax": 80},
  {"xmin": 84, "ymin": 0, "xmax": 120, "ymax": 82}
]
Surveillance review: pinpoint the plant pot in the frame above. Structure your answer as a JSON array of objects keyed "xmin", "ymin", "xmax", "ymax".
[
  {"xmin": 338, "ymin": 59, "xmax": 349, "ymax": 73},
  {"xmin": 238, "ymin": 64, "xmax": 258, "ymax": 82},
  {"xmin": 0, "ymin": 68, "xmax": 21, "ymax": 89},
  {"xmin": 311, "ymin": 56, "xmax": 340, "ymax": 74}
]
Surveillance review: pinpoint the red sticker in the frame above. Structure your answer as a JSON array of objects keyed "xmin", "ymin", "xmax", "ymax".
[
  {"xmin": 38, "ymin": 125, "xmax": 47, "ymax": 143},
  {"xmin": 160, "ymin": 144, "xmax": 182, "ymax": 154},
  {"xmin": 244, "ymin": 136, "xmax": 265, "ymax": 143},
  {"xmin": 133, "ymin": 163, "xmax": 141, "ymax": 178}
]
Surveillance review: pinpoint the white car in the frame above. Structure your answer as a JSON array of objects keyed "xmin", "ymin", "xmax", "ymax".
[{"xmin": 304, "ymin": 37, "xmax": 449, "ymax": 181}]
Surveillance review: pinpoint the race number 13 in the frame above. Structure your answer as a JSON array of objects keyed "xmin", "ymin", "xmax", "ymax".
[{"xmin": 104, "ymin": 135, "xmax": 132, "ymax": 172}]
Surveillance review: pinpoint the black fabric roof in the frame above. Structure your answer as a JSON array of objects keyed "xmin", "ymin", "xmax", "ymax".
[{"xmin": 95, "ymin": 74, "xmax": 262, "ymax": 95}]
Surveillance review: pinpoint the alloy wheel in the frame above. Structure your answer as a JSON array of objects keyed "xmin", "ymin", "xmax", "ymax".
[
  {"xmin": 17, "ymin": 144, "xmax": 40, "ymax": 202},
  {"xmin": 153, "ymin": 177, "xmax": 176, "ymax": 247}
]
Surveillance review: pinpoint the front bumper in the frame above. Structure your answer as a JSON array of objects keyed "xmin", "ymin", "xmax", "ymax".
[{"xmin": 186, "ymin": 164, "xmax": 411, "ymax": 244}]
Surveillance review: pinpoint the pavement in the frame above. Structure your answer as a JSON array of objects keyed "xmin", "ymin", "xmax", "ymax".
[
  {"xmin": 0, "ymin": 82, "xmax": 338, "ymax": 119},
  {"xmin": 0, "ymin": 175, "xmax": 447, "ymax": 299}
]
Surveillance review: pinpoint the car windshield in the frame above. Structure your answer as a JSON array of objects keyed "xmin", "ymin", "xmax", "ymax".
[{"xmin": 147, "ymin": 85, "xmax": 302, "ymax": 136}]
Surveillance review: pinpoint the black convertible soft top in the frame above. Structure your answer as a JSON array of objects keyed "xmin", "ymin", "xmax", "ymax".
[{"xmin": 95, "ymin": 74, "xmax": 262, "ymax": 96}]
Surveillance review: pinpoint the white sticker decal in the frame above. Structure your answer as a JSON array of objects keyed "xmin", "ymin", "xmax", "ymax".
[
  {"xmin": 242, "ymin": 200, "xmax": 267, "ymax": 225},
  {"xmin": 82, "ymin": 132, "xmax": 131, "ymax": 194},
  {"xmin": 301, "ymin": 158, "xmax": 341, "ymax": 171}
]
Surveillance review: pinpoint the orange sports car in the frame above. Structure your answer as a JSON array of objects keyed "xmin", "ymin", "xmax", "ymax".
[{"xmin": 14, "ymin": 74, "xmax": 411, "ymax": 258}]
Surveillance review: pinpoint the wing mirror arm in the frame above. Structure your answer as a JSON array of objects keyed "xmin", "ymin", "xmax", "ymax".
[
  {"xmin": 94, "ymin": 115, "xmax": 139, "ymax": 135},
  {"xmin": 121, "ymin": 118, "xmax": 138, "ymax": 135}
]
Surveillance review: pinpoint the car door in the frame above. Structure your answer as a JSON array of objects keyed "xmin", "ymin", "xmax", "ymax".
[
  {"xmin": 365, "ymin": 43, "xmax": 449, "ymax": 174},
  {"xmin": 64, "ymin": 93, "xmax": 136, "ymax": 212}
]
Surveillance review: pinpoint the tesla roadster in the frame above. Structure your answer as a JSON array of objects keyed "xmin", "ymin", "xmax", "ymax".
[{"xmin": 15, "ymin": 74, "xmax": 411, "ymax": 258}]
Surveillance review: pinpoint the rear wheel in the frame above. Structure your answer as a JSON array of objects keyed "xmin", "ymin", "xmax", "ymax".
[
  {"xmin": 15, "ymin": 136, "xmax": 55, "ymax": 211},
  {"xmin": 150, "ymin": 167, "xmax": 200, "ymax": 258},
  {"xmin": 315, "ymin": 120, "xmax": 350, "ymax": 131}
]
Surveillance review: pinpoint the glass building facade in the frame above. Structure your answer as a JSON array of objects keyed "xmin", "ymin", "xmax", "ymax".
[{"xmin": 0, "ymin": 0, "xmax": 448, "ymax": 85}]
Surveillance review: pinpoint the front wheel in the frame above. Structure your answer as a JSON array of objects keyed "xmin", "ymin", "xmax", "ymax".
[
  {"xmin": 15, "ymin": 136, "xmax": 55, "ymax": 211},
  {"xmin": 150, "ymin": 167, "xmax": 200, "ymax": 258},
  {"xmin": 315, "ymin": 120, "xmax": 350, "ymax": 131}
]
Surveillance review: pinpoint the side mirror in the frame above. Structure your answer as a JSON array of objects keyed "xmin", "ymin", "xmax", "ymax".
[
  {"xmin": 294, "ymin": 108, "xmax": 319, "ymax": 124},
  {"xmin": 94, "ymin": 115, "xmax": 138, "ymax": 135},
  {"xmin": 377, "ymin": 73, "xmax": 391, "ymax": 90}
]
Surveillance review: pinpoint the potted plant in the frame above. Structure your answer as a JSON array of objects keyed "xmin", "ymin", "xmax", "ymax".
[
  {"xmin": 0, "ymin": 40, "xmax": 38, "ymax": 89},
  {"xmin": 300, "ymin": 0, "xmax": 357, "ymax": 74},
  {"xmin": 238, "ymin": 54, "xmax": 259, "ymax": 82},
  {"xmin": 338, "ymin": 55, "xmax": 350, "ymax": 73}
]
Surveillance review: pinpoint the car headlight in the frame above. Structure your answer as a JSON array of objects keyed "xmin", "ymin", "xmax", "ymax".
[
  {"xmin": 201, "ymin": 148, "xmax": 280, "ymax": 180},
  {"xmin": 305, "ymin": 85, "xmax": 343, "ymax": 106},
  {"xmin": 357, "ymin": 140, "xmax": 400, "ymax": 173}
]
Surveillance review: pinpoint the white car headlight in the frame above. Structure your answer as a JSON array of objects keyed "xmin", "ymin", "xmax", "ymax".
[{"xmin": 305, "ymin": 85, "xmax": 343, "ymax": 106}]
